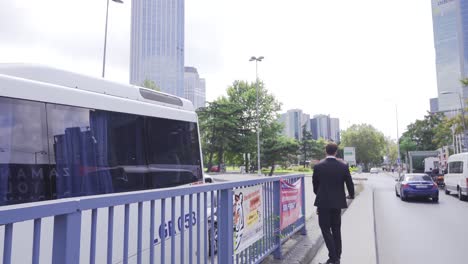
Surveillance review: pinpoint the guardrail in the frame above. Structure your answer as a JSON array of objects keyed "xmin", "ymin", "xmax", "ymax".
[{"xmin": 0, "ymin": 174, "xmax": 306, "ymax": 264}]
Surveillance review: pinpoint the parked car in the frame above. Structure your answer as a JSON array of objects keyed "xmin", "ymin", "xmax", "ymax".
[
  {"xmin": 444, "ymin": 153, "xmax": 468, "ymax": 201},
  {"xmin": 209, "ymin": 165, "xmax": 220, "ymax": 172},
  {"xmin": 208, "ymin": 164, "xmax": 226, "ymax": 173},
  {"xmin": 395, "ymin": 173, "xmax": 439, "ymax": 202},
  {"xmin": 370, "ymin": 167, "xmax": 380, "ymax": 174}
]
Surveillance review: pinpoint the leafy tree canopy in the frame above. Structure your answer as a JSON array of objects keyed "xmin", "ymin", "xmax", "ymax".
[
  {"xmin": 341, "ymin": 124, "xmax": 386, "ymax": 169},
  {"xmin": 142, "ymin": 79, "xmax": 160, "ymax": 91}
]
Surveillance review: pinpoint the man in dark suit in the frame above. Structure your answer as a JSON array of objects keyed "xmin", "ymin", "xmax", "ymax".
[{"xmin": 313, "ymin": 142, "xmax": 355, "ymax": 264}]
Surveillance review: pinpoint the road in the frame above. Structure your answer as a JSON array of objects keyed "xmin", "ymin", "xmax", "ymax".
[
  {"xmin": 311, "ymin": 173, "xmax": 468, "ymax": 264},
  {"xmin": 374, "ymin": 173, "xmax": 468, "ymax": 264}
]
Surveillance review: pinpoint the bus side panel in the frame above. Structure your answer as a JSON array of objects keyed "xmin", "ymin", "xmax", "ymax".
[{"xmin": 78, "ymin": 193, "xmax": 211, "ymax": 264}]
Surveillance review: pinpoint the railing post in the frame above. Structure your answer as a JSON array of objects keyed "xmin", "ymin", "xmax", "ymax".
[
  {"xmin": 52, "ymin": 211, "xmax": 82, "ymax": 264},
  {"xmin": 218, "ymin": 188, "xmax": 233, "ymax": 264},
  {"xmin": 273, "ymin": 180, "xmax": 282, "ymax": 259},
  {"xmin": 300, "ymin": 175, "xmax": 307, "ymax": 235}
]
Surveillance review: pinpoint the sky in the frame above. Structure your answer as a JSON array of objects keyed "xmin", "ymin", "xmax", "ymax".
[{"xmin": 0, "ymin": 0, "xmax": 438, "ymax": 140}]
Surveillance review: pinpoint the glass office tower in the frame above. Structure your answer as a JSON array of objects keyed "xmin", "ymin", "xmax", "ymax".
[
  {"xmin": 432, "ymin": 0, "xmax": 468, "ymax": 112},
  {"xmin": 130, "ymin": 0, "xmax": 184, "ymax": 97}
]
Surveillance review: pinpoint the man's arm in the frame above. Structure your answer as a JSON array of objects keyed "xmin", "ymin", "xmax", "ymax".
[
  {"xmin": 344, "ymin": 164, "xmax": 355, "ymax": 198},
  {"xmin": 312, "ymin": 165, "xmax": 319, "ymax": 195}
]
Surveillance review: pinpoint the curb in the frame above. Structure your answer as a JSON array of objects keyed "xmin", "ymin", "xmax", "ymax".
[{"xmin": 299, "ymin": 235, "xmax": 324, "ymax": 264}]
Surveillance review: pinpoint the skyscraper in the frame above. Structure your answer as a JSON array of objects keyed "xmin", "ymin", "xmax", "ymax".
[
  {"xmin": 184, "ymin": 67, "xmax": 206, "ymax": 109},
  {"xmin": 130, "ymin": 0, "xmax": 184, "ymax": 97},
  {"xmin": 309, "ymin": 115, "xmax": 340, "ymax": 142},
  {"xmin": 430, "ymin": 97, "xmax": 439, "ymax": 113},
  {"xmin": 431, "ymin": 0, "xmax": 468, "ymax": 112},
  {"xmin": 278, "ymin": 109, "xmax": 310, "ymax": 140},
  {"xmin": 330, "ymin": 118, "xmax": 340, "ymax": 143}
]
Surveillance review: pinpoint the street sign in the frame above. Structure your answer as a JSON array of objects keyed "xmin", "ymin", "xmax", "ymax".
[{"xmin": 344, "ymin": 147, "xmax": 356, "ymax": 165}]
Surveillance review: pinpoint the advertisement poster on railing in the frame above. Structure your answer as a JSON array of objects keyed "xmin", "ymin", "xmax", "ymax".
[
  {"xmin": 233, "ymin": 184, "xmax": 264, "ymax": 253},
  {"xmin": 280, "ymin": 179, "xmax": 302, "ymax": 230}
]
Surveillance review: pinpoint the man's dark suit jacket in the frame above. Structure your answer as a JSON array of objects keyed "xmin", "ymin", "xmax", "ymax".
[{"xmin": 313, "ymin": 157, "xmax": 355, "ymax": 209}]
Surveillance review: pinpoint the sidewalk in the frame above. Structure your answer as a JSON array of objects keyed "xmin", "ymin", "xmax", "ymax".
[
  {"xmin": 310, "ymin": 183, "xmax": 376, "ymax": 264},
  {"xmin": 262, "ymin": 181, "xmax": 366, "ymax": 264},
  {"xmin": 261, "ymin": 213, "xmax": 324, "ymax": 264}
]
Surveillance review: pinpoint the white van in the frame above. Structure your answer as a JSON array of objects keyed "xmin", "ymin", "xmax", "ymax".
[{"xmin": 444, "ymin": 153, "xmax": 468, "ymax": 201}]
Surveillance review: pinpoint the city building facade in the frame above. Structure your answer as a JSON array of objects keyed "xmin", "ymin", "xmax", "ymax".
[
  {"xmin": 309, "ymin": 114, "xmax": 340, "ymax": 142},
  {"xmin": 278, "ymin": 109, "xmax": 310, "ymax": 140},
  {"xmin": 183, "ymin": 67, "xmax": 206, "ymax": 109},
  {"xmin": 431, "ymin": 0, "xmax": 468, "ymax": 112},
  {"xmin": 430, "ymin": 97, "xmax": 439, "ymax": 113},
  {"xmin": 130, "ymin": 0, "xmax": 185, "ymax": 97}
]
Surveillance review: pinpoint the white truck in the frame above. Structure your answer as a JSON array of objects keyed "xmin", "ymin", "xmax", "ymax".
[{"xmin": 424, "ymin": 157, "xmax": 439, "ymax": 174}]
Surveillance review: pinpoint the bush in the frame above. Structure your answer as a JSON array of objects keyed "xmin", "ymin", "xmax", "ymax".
[{"xmin": 290, "ymin": 165, "xmax": 312, "ymax": 172}]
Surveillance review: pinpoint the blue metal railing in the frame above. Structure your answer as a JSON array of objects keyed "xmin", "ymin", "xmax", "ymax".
[{"xmin": 0, "ymin": 174, "xmax": 306, "ymax": 264}]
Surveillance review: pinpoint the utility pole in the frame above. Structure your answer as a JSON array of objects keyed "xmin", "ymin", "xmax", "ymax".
[
  {"xmin": 396, "ymin": 105, "xmax": 401, "ymax": 176},
  {"xmin": 249, "ymin": 56, "xmax": 264, "ymax": 176}
]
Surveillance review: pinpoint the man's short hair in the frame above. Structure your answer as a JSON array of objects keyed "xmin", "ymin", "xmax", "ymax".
[{"xmin": 326, "ymin": 142, "xmax": 338, "ymax": 155}]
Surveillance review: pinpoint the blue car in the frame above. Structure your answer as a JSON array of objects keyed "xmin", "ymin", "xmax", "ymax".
[{"xmin": 395, "ymin": 174, "xmax": 439, "ymax": 203}]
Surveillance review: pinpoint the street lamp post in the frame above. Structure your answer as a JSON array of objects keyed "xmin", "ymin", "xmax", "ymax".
[
  {"xmin": 441, "ymin": 91, "xmax": 467, "ymax": 152},
  {"xmin": 249, "ymin": 56, "xmax": 264, "ymax": 176},
  {"xmin": 396, "ymin": 105, "xmax": 402, "ymax": 176},
  {"xmin": 102, "ymin": 0, "xmax": 124, "ymax": 78}
]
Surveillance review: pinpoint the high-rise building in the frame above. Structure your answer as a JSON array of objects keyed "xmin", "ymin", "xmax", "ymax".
[
  {"xmin": 330, "ymin": 118, "xmax": 340, "ymax": 143},
  {"xmin": 130, "ymin": 0, "xmax": 185, "ymax": 97},
  {"xmin": 310, "ymin": 115, "xmax": 340, "ymax": 142},
  {"xmin": 278, "ymin": 109, "xmax": 310, "ymax": 140},
  {"xmin": 184, "ymin": 67, "xmax": 206, "ymax": 109},
  {"xmin": 312, "ymin": 114, "xmax": 330, "ymax": 140},
  {"xmin": 310, "ymin": 118, "xmax": 318, "ymax": 140},
  {"xmin": 430, "ymin": 97, "xmax": 439, "ymax": 113},
  {"xmin": 279, "ymin": 110, "xmax": 340, "ymax": 141},
  {"xmin": 431, "ymin": 0, "xmax": 468, "ymax": 112}
]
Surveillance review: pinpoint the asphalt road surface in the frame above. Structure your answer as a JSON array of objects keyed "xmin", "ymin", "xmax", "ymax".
[{"xmin": 373, "ymin": 173, "xmax": 468, "ymax": 264}]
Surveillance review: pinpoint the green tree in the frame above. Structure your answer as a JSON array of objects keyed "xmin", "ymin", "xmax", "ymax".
[
  {"xmin": 433, "ymin": 115, "xmax": 453, "ymax": 148},
  {"xmin": 385, "ymin": 137, "xmax": 399, "ymax": 165},
  {"xmin": 197, "ymin": 98, "xmax": 241, "ymax": 172},
  {"xmin": 310, "ymin": 138, "xmax": 328, "ymax": 161},
  {"xmin": 225, "ymin": 80, "xmax": 282, "ymax": 172},
  {"xmin": 399, "ymin": 135, "xmax": 417, "ymax": 163},
  {"xmin": 341, "ymin": 124, "xmax": 386, "ymax": 170},
  {"xmin": 262, "ymin": 134, "xmax": 299, "ymax": 175},
  {"xmin": 460, "ymin": 78, "xmax": 468, "ymax": 87},
  {"xmin": 299, "ymin": 125, "xmax": 314, "ymax": 167},
  {"xmin": 142, "ymin": 79, "xmax": 160, "ymax": 91},
  {"xmin": 401, "ymin": 112, "xmax": 446, "ymax": 151}
]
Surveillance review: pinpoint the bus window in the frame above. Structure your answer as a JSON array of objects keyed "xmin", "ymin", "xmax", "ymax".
[
  {"xmin": 92, "ymin": 110, "xmax": 148, "ymax": 193},
  {"xmin": 47, "ymin": 104, "xmax": 112, "ymax": 198},
  {"xmin": 0, "ymin": 97, "xmax": 203, "ymax": 206},
  {"xmin": 145, "ymin": 117, "xmax": 202, "ymax": 188},
  {"xmin": 0, "ymin": 97, "xmax": 51, "ymax": 205}
]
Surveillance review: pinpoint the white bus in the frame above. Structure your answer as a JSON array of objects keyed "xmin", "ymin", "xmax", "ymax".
[{"xmin": 0, "ymin": 64, "xmax": 211, "ymax": 263}]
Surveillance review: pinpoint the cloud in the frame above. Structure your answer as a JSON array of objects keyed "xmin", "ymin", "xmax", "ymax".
[{"xmin": 0, "ymin": 0, "xmax": 438, "ymax": 140}]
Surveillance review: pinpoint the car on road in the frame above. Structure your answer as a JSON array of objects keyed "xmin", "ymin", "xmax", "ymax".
[
  {"xmin": 444, "ymin": 153, "xmax": 468, "ymax": 201},
  {"xmin": 395, "ymin": 173, "xmax": 439, "ymax": 202},
  {"xmin": 370, "ymin": 167, "xmax": 380, "ymax": 174}
]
